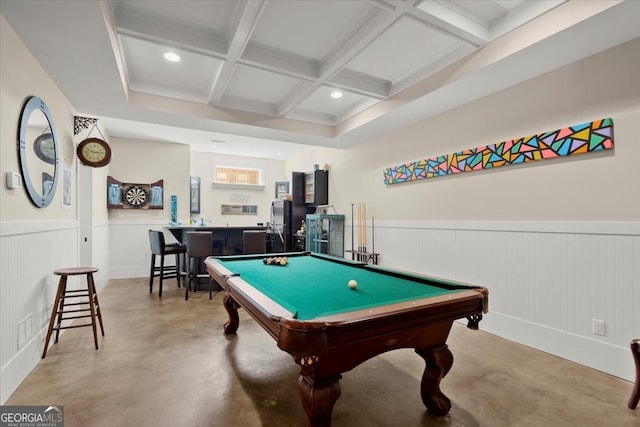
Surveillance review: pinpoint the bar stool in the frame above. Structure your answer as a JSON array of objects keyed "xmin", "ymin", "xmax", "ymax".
[
  {"xmin": 42, "ymin": 267, "xmax": 104, "ymax": 359},
  {"xmin": 149, "ymin": 230, "xmax": 186, "ymax": 297},
  {"xmin": 185, "ymin": 231, "xmax": 214, "ymax": 300},
  {"xmin": 629, "ymin": 339, "xmax": 640, "ymax": 409},
  {"xmin": 243, "ymin": 230, "xmax": 267, "ymax": 254}
]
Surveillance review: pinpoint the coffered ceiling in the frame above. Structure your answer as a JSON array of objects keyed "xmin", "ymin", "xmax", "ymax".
[{"xmin": 2, "ymin": 1, "xmax": 639, "ymax": 158}]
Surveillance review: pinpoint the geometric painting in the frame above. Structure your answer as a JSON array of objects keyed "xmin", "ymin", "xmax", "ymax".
[{"xmin": 383, "ymin": 118, "xmax": 614, "ymax": 185}]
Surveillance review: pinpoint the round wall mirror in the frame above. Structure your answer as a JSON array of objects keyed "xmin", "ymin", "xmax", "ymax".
[{"xmin": 18, "ymin": 96, "xmax": 59, "ymax": 208}]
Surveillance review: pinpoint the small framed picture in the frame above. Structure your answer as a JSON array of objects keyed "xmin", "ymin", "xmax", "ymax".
[
  {"xmin": 190, "ymin": 176, "xmax": 201, "ymax": 214},
  {"xmin": 62, "ymin": 161, "xmax": 72, "ymax": 210}
]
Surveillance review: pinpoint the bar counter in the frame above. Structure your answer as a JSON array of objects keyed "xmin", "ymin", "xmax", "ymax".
[{"xmin": 166, "ymin": 225, "xmax": 269, "ymax": 255}]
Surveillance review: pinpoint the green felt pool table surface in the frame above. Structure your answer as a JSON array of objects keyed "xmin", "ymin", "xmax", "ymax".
[{"xmin": 217, "ymin": 254, "xmax": 469, "ymax": 320}]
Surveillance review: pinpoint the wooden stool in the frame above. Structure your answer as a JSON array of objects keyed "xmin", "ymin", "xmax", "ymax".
[
  {"xmin": 629, "ymin": 339, "xmax": 640, "ymax": 409},
  {"xmin": 42, "ymin": 267, "xmax": 104, "ymax": 359}
]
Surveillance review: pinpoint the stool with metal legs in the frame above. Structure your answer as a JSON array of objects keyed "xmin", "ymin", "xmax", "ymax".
[{"xmin": 42, "ymin": 267, "xmax": 104, "ymax": 358}]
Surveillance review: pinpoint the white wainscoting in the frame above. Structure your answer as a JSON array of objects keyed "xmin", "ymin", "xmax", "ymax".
[
  {"xmin": 346, "ymin": 220, "xmax": 639, "ymax": 382},
  {"xmin": 4, "ymin": 219, "xmax": 634, "ymax": 404},
  {"xmin": 108, "ymin": 220, "xmax": 176, "ymax": 279},
  {"xmin": 0, "ymin": 220, "xmax": 80, "ymax": 403}
]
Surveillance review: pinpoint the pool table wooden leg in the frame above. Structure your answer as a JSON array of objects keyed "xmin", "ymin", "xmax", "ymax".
[
  {"xmin": 298, "ymin": 374, "xmax": 342, "ymax": 427},
  {"xmin": 416, "ymin": 344, "xmax": 453, "ymax": 416},
  {"xmin": 629, "ymin": 339, "xmax": 640, "ymax": 410},
  {"xmin": 222, "ymin": 293, "xmax": 240, "ymax": 334}
]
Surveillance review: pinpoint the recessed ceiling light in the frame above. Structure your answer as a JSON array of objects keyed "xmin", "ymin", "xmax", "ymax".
[
  {"xmin": 163, "ymin": 52, "xmax": 180, "ymax": 62},
  {"xmin": 330, "ymin": 90, "xmax": 343, "ymax": 99}
]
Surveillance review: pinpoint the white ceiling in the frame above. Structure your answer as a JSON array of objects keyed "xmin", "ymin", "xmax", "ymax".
[{"xmin": 2, "ymin": 0, "xmax": 639, "ymax": 159}]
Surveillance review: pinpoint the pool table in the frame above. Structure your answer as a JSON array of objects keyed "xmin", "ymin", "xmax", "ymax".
[{"xmin": 205, "ymin": 252, "xmax": 488, "ymax": 426}]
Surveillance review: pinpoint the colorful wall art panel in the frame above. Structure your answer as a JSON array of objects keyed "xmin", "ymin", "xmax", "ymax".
[{"xmin": 383, "ymin": 118, "xmax": 614, "ymax": 185}]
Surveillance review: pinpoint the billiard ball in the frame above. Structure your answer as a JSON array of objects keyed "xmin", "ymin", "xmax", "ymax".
[{"xmin": 348, "ymin": 280, "xmax": 357, "ymax": 290}]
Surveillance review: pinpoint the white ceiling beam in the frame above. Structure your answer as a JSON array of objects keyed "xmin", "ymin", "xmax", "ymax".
[
  {"xmin": 240, "ymin": 44, "xmax": 319, "ymax": 82},
  {"xmin": 330, "ymin": 69, "xmax": 389, "ymax": 99},
  {"xmin": 114, "ymin": 9, "xmax": 227, "ymax": 58},
  {"xmin": 413, "ymin": 0, "xmax": 489, "ymax": 45},
  {"xmin": 208, "ymin": 0, "xmax": 267, "ymax": 105},
  {"xmin": 489, "ymin": 0, "xmax": 567, "ymax": 40}
]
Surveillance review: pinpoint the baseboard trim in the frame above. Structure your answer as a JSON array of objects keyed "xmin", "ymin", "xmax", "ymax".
[
  {"xmin": 1, "ymin": 330, "xmax": 45, "ymax": 404},
  {"xmin": 478, "ymin": 311, "xmax": 635, "ymax": 382}
]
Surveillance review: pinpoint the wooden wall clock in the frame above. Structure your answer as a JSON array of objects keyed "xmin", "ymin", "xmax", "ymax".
[{"xmin": 77, "ymin": 137, "xmax": 111, "ymax": 167}]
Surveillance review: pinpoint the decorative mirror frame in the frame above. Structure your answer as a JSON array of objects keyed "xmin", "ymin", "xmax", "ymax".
[{"xmin": 18, "ymin": 96, "xmax": 59, "ymax": 208}]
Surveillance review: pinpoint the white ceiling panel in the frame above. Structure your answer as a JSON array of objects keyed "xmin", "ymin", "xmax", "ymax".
[
  {"xmin": 121, "ymin": 35, "xmax": 223, "ymax": 103},
  {"xmin": 251, "ymin": 0, "xmax": 379, "ymax": 61},
  {"xmin": 222, "ymin": 64, "xmax": 304, "ymax": 109},
  {"xmin": 345, "ymin": 15, "xmax": 463, "ymax": 84}
]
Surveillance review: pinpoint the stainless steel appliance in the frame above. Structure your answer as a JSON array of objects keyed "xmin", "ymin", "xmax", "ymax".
[
  {"xmin": 270, "ymin": 199, "xmax": 313, "ymax": 253},
  {"xmin": 270, "ymin": 199, "xmax": 290, "ymax": 253}
]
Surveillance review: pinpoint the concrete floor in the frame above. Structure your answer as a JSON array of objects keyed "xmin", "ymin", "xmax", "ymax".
[{"xmin": 6, "ymin": 277, "xmax": 638, "ymax": 427}]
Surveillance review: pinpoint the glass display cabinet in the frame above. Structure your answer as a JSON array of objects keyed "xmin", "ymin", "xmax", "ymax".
[{"xmin": 305, "ymin": 214, "xmax": 345, "ymax": 258}]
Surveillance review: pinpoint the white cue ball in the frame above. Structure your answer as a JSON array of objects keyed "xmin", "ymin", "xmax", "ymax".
[{"xmin": 348, "ymin": 280, "xmax": 357, "ymax": 290}]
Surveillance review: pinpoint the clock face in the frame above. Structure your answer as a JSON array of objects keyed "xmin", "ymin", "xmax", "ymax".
[
  {"xmin": 123, "ymin": 185, "xmax": 149, "ymax": 208},
  {"xmin": 77, "ymin": 137, "xmax": 111, "ymax": 167},
  {"xmin": 81, "ymin": 142, "xmax": 106, "ymax": 162}
]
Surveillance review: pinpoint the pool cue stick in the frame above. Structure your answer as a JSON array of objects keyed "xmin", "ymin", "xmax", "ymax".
[
  {"xmin": 350, "ymin": 203, "xmax": 355, "ymax": 260},
  {"xmin": 358, "ymin": 203, "xmax": 363, "ymax": 261},
  {"xmin": 371, "ymin": 216, "xmax": 375, "ymax": 254}
]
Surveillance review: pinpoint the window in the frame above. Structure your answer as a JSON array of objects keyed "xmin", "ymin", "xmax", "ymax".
[
  {"xmin": 211, "ymin": 158, "xmax": 266, "ymax": 190},
  {"xmin": 215, "ymin": 166, "xmax": 260, "ymax": 185}
]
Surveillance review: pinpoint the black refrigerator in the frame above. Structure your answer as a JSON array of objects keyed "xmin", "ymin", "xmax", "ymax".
[{"xmin": 270, "ymin": 199, "xmax": 311, "ymax": 253}]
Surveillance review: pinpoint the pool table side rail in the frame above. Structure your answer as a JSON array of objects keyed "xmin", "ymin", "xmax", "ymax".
[{"xmin": 315, "ymin": 289, "xmax": 486, "ymax": 323}]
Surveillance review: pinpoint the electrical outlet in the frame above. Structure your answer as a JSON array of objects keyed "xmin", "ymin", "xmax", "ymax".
[{"xmin": 593, "ymin": 319, "xmax": 606, "ymax": 336}]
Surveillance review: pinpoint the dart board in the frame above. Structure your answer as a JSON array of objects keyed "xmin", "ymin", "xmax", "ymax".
[{"xmin": 122, "ymin": 184, "xmax": 149, "ymax": 208}]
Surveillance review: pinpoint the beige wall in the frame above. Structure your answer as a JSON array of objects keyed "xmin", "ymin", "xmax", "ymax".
[
  {"xmin": 103, "ymin": 141, "xmax": 285, "ymax": 227},
  {"xmin": 190, "ymin": 151, "xmax": 286, "ymax": 226},
  {"xmin": 107, "ymin": 137, "xmax": 190, "ymax": 222},
  {"xmin": 1, "ymin": 16, "xmax": 83, "ymax": 403},
  {"xmin": 287, "ymin": 38, "xmax": 640, "ymax": 223},
  {"xmin": 0, "ymin": 15, "xmax": 77, "ymax": 220}
]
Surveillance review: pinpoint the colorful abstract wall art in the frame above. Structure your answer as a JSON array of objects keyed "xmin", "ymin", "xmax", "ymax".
[{"xmin": 383, "ymin": 118, "xmax": 614, "ymax": 185}]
